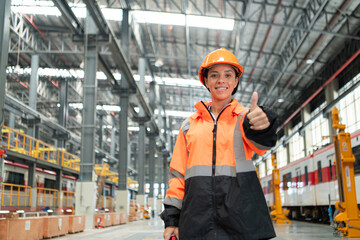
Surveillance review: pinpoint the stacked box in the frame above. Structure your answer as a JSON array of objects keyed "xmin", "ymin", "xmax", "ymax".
[
  {"xmin": 94, "ymin": 213, "xmax": 112, "ymax": 228},
  {"xmin": 120, "ymin": 212, "xmax": 127, "ymax": 224},
  {"xmin": 111, "ymin": 212, "xmax": 121, "ymax": 226},
  {"xmin": 0, "ymin": 217, "xmax": 43, "ymax": 240},
  {"xmin": 43, "ymin": 216, "xmax": 69, "ymax": 238},
  {"xmin": 68, "ymin": 215, "xmax": 85, "ymax": 233}
]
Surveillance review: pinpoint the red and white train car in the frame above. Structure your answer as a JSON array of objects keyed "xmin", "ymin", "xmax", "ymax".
[
  {"xmin": 261, "ymin": 129, "xmax": 360, "ymax": 222},
  {"xmin": 2, "ymin": 161, "xmax": 76, "ymax": 192}
]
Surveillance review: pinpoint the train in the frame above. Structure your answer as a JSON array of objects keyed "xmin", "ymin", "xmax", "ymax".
[
  {"xmin": 2, "ymin": 160, "xmax": 76, "ymax": 192},
  {"xmin": 260, "ymin": 129, "xmax": 360, "ymax": 223}
]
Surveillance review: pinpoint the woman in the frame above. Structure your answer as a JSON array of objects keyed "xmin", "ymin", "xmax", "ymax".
[{"xmin": 161, "ymin": 48, "xmax": 277, "ymax": 240}]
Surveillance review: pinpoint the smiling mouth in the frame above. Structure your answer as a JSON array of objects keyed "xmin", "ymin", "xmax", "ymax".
[{"xmin": 215, "ymin": 87, "xmax": 228, "ymax": 90}]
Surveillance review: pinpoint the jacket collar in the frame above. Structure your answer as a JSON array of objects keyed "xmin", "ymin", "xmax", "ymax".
[{"xmin": 191, "ymin": 99, "xmax": 248, "ymax": 121}]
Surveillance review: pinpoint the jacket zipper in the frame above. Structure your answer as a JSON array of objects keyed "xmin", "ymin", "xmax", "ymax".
[{"xmin": 201, "ymin": 101, "xmax": 230, "ymax": 239}]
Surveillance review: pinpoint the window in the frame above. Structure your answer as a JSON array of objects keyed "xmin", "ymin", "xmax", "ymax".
[
  {"xmin": 266, "ymin": 155, "xmax": 273, "ymax": 176},
  {"xmin": 310, "ymin": 104, "xmax": 330, "ymax": 150},
  {"xmin": 283, "ymin": 172, "xmax": 292, "ymax": 190},
  {"xmin": 4, "ymin": 171, "xmax": 25, "ymax": 191},
  {"xmin": 329, "ymin": 159, "xmax": 333, "ymax": 180},
  {"xmin": 338, "ymin": 74, "xmax": 360, "ymax": 134},
  {"xmin": 62, "ymin": 182, "xmax": 67, "ymax": 191},
  {"xmin": 44, "ymin": 178, "xmax": 56, "ymax": 189},
  {"xmin": 259, "ymin": 162, "xmax": 266, "ymax": 178},
  {"xmin": 296, "ymin": 168, "xmax": 301, "ymax": 188},
  {"xmin": 317, "ymin": 161, "xmax": 322, "ymax": 183},
  {"xmin": 353, "ymin": 145, "xmax": 360, "ymax": 174},
  {"xmin": 5, "ymin": 171, "xmax": 24, "ymax": 185},
  {"xmin": 290, "ymin": 123, "xmax": 305, "ymax": 162},
  {"xmin": 304, "ymin": 166, "xmax": 308, "ymax": 186},
  {"xmin": 268, "ymin": 180, "xmax": 273, "ymax": 193},
  {"xmin": 277, "ymin": 140, "xmax": 288, "ymax": 168}
]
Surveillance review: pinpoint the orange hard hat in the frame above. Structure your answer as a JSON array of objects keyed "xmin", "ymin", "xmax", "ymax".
[{"xmin": 198, "ymin": 48, "xmax": 243, "ymax": 86}]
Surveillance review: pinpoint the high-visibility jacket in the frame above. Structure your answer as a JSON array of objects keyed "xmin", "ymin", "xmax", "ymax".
[{"xmin": 161, "ymin": 99, "xmax": 277, "ymax": 240}]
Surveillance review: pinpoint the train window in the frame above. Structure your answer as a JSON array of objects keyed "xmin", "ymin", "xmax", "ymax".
[
  {"xmin": 329, "ymin": 159, "xmax": 333, "ymax": 180},
  {"xmin": 304, "ymin": 166, "xmax": 308, "ymax": 186},
  {"xmin": 268, "ymin": 180, "xmax": 273, "ymax": 193},
  {"xmin": 44, "ymin": 178, "xmax": 56, "ymax": 189},
  {"xmin": 283, "ymin": 172, "xmax": 292, "ymax": 190},
  {"xmin": 353, "ymin": 145, "xmax": 360, "ymax": 174},
  {"xmin": 5, "ymin": 171, "xmax": 24, "ymax": 186},
  {"xmin": 317, "ymin": 161, "xmax": 322, "ymax": 183}
]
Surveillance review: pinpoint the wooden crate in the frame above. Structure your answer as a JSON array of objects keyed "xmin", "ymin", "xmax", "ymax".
[
  {"xmin": 119, "ymin": 212, "xmax": 127, "ymax": 224},
  {"xmin": 94, "ymin": 213, "xmax": 112, "ymax": 228},
  {"xmin": 42, "ymin": 216, "xmax": 69, "ymax": 238},
  {"xmin": 68, "ymin": 215, "xmax": 85, "ymax": 233},
  {"xmin": 0, "ymin": 217, "xmax": 43, "ymax": 240},
  {"xmin": 111, "ymin": 212, "xmax": 121, "ymax": 226}
]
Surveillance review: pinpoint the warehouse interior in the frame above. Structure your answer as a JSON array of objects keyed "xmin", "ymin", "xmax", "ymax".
[{"xmin": 0, "ymin": 0, "xmax": 360, "ymax": 238}]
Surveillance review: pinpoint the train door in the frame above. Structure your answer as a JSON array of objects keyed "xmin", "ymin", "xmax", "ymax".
[
  {"xmin": 296, "ymin": 167, "xmax": 302, "ymax": 205},
  {"xmin": 327, "ymin": 153, "xmax": 338, "ymax": 204}
]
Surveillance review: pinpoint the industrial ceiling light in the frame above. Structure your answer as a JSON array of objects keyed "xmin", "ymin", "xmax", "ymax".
[
  {"xmin": 306, "ymin": 59, "xmax": 314, "ymax": 64},
  {"xmin": 277, "ymin": 98, "xmax": 284, "ymax": 103},
  {"xmin": 155, "ymin": 58, "xmax": 164, "ymax": 67}
]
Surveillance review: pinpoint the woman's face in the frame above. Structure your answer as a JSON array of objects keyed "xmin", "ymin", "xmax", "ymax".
[{"xmin": 204, "ymin": 64, "xmax": 238, "ymax": 102}]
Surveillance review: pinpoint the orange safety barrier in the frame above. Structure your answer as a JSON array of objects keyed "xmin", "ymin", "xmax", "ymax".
[
  {"xmin": 36, "ymin": 187, "xmax": 59, "ymax": 208},
  {"xmin": 1, "ymin": 183, "xmax": 31, "ymax": 207},
  {"xmin": 62, "ymin": 191, "xmax": 75, "ymax": 208},
  {"xmin": 0, "ymin": 126, "xmax": 80, "ymax": 172}
]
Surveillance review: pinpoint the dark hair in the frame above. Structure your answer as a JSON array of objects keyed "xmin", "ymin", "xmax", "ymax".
[{"xmin": 203, "ymin": 66, "xmax": 240, "ymax": 95}]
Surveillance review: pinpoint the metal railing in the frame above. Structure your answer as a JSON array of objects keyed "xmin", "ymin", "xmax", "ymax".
[
  {"xmin": 1, "ymin": 183, "xmax": 31, "ymax": 207},
  {"xmin": 62, "ymin": 191, "xmax": 75, "ymax": 207},
  {"xmin": 0, "ymin": 126, "xmax": 80, "ymax": 171},
  {"xmin": 36, "ymin": 187, "xmax": 59, "ymax": 208}
]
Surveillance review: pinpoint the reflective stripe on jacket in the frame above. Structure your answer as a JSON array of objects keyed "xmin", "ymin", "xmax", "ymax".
[{"xmin": 163, "ymin": 99, "xmax": 276, "ymax": 240}]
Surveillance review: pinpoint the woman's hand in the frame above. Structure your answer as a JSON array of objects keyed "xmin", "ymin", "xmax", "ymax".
[
  {"xmin": 163, "ymin": 226, "xmax": 179, "ymax": 240},
  {"xmin": 247, "ymin": 92, "xmax": 270, "ymax": 130}
]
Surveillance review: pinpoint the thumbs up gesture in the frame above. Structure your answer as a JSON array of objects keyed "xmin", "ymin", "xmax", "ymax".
[{"xmin": 247, "ymin": 92, "xmax": 270, "ymax": 130}]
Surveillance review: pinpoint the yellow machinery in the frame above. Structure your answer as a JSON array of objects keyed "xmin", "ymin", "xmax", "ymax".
[
  {"xmin": 270, "ymin": 154, "xmax": 291, "ymax": 224},
  {"xmin": 332, "ymin": 107, "xmax": 360, "ymax": 237},
  {"xmin": 94, "ymin": 164, "xmax": 110, "ymax": 209}
]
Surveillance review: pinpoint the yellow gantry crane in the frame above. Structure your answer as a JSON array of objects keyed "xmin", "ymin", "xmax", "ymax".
[
  {"xmin": 332, "ymin": 107, "xmax": 360, "ymax": 237},
  {"xmin": 270, "ymin": 154, "xmax": 291, "ymax": 224}
]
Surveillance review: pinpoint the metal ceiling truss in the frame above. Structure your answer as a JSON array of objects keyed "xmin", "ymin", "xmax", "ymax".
[{"xmin": 260, "ymin": 0, "xmax": 329, "ymax": 105}]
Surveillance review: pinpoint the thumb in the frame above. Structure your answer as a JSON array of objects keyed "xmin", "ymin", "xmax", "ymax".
[{"xmin": 250, "ymin": 92, "xmax": 258, "ymax": 112}]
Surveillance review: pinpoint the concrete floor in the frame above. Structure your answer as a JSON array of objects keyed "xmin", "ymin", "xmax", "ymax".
[{"xmin": 56, "ymin": 217, "xmax": 360, "ymax": 240}]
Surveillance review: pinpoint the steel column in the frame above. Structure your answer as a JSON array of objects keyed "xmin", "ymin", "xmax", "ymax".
[
  {"xmin": 149, "ymin": 136, "xmax": 156, "ymax": 198},
  {"xmin": 0, "ymin": 0, "xmax": 10, "ymax": 129},
  {"xmin": 58, "ymin": 79, "xmax": 69, "ymax": 149},
  {"xmin": 29, "ymin": 54, "xmax": 39, "ymax": 109},
  {"xmin": 138, "ymin": 57, "xmax": 146, "ymax": 196},
  {"xmin": 27, "ymin": 54, "xmax": 40, "ymax": 138},
  {"xmin": 98, "ymin": 114, "xmax": 104, "ymax": 149},
  {"xmin": 110, "ymin": 127, "xmax": 116, "ymax": 157},
  {"xmin": 80, "ymin": 11, "xmax": 98, "ymax": 182},
  {"xmin": 118, "ymin": 9, "xmax": 130, "ymax": 191}
]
